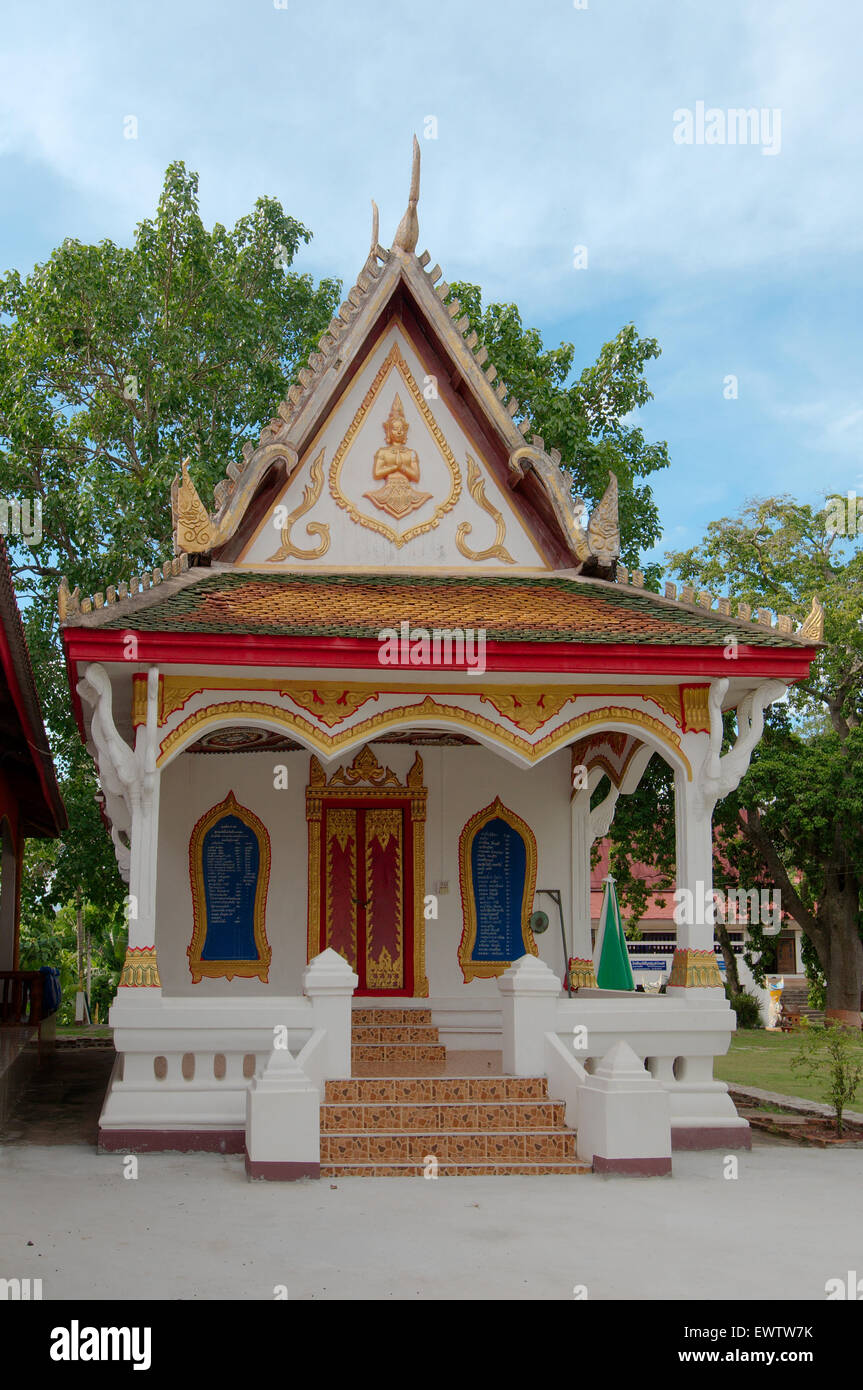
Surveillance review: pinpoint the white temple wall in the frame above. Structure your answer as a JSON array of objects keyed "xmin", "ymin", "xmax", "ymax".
[
  {"xmin": 153, "ymin": 743, "xmax": 573, "ymax": 999},
  {"xmin": 422, "ymin": 745, "xmax": 572, "ymax": 995},
  {"xmin": 155, "ymin": 749, "xmax": 309, "ymax": 997}
]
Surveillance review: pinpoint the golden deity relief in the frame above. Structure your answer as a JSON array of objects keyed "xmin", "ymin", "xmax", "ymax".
[{"xmin": 363, "ymin": 394, "xmax": 433, "ymax": 520}]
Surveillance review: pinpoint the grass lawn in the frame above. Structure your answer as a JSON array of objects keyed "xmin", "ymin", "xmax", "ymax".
[
  {"xmin": 54, "ymin": 1024, "xmax": 112, "ymax": 1039},
  {"xmin": 714, "ymin": 1030, "xmax": 840, "ymax": 1105}
]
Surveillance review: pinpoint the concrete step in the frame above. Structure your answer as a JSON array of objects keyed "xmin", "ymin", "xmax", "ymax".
[
  {"xmin": 352, "ymin": 1008, "xmax": 433, "ymax": 1026},
  {"xmin": 351, "ymin": 1043, "xmax": 446, "ymax": 1064},
  {"xmin": 351, "ymin": 1025, "xmax": 440, "ymax": 1045},
  {"xmin": 320, "ymin": 1129, "xmax": 579, "ymax": 1164},
  {"xmin": 321, "ymin": 1160, "xmax": 591, "ymax": 1177},
  {"xmin": 321, "ymin": 1099, "xmax": 566, "ymax": 1132},
  {"xmin": 325, "ymin": 1076, "xmax": 549, "ymax": 1104}
]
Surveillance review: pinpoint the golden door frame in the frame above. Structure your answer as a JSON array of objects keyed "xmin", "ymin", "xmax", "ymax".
[
  {"xmin": 305, "ymin": 745, "xmax": 429, "ymax": 997},
  {"xmin": 457, "ymin": 796, "xmax": 539, "ymax": 982},
  {"xmin": 188, "ymin": 790, "xmax": 272, "ymax": 983}
]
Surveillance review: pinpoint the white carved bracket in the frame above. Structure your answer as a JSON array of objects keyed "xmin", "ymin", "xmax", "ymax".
[
  {"xmin": 581, "ymin": 741, "xmax": 653, "ymax": 843},
  {"xmin": 589, "ymin": 783, "xmax": 620, "ymax": 841},
  {"xmin": 699, "ymin": 676, "xmax": 787, "ymax": 811},
  {"xmin": 77, "ymin": 663, "xmax": 160, "ymax": 878}
]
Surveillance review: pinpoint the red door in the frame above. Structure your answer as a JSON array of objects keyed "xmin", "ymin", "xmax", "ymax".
[{"xmin": 319, "ymin": 797, "xmax": 414, "ymax": 995}]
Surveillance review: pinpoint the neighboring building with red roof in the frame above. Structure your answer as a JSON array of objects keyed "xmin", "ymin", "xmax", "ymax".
[
  {"xmin": 0, "ymin": 534, "xmax": 67, "ymax": 1116},
  {"xmin": 589, "ymin": 840, "xmax": 803, "ymax": 996}
]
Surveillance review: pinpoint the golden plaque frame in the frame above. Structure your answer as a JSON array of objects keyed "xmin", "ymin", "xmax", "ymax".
[
  {"xmin": 457, "ymin": 796, "xmax": 538, "ymax": 982},
  {"xmin": 188, "ymin": 790, "xmax": 272, "ymax": 983}
]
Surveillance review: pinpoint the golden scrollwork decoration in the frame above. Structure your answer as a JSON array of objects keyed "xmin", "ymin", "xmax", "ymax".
[
  {"xmin": 119, "ymin": 945, "xmax": 161, "ymax": 988},
  {"xmin": 285, "ymin": 687, "xmax": 378, "ymax": 728},
  {"xmin": 668, "ymin": 948, "xmax": 723, "ymax": 988},
  {"xmin": 479, "ymin": 687, "xmax": 573, "ymax": 734},
  {"xmin": 455, "ymin": 455, "xmax": 516, "ymax": 563},
  {"xmin": 267, "ymin": 448, "xmax": 330, "ymax": 561}
]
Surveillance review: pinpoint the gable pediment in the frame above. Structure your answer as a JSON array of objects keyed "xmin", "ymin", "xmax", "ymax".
[
  {"xmin": 238, "ymin": 320, "xmax": 550, "ymax": 570},
  {"xmin": 171, "ymin": 147, "xmax": 621, "ymax": 579}
]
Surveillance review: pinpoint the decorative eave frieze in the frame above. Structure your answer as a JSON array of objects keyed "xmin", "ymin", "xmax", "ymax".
[
  {"xmin": 613, "ymin": 569, "xmax": 825, "ymax": 648},
  {"xmin": 57, "ymin": 553, "xmax": 193, "ymax": 627}
]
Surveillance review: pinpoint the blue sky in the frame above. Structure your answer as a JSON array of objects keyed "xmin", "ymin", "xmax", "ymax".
[{"xmin": 1, "ymin": 0, "xmax": 860, "ymax": 569}]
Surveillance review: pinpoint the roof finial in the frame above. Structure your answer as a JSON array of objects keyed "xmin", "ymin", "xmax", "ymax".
[
  {"xmin": 369, "ymin": 199, "xmax": 379, "ymax": 256},
  {"xmin": 392, "ymin": 135, "xmax": 421, "ymax": 253},
  {"xmin": 799, "ymin": 594, "xmax": 825, "ymax": 642}
]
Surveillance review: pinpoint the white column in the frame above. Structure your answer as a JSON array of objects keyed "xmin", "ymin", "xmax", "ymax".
[
  {"xmin": 78, "ymin": 663, "xmax": 163, "ymax": 995},
  {"xmin": 127, "ymin": 763, "xmax": 160, "ymax": 952},
  {"xmin": 498, "ymin": 955, "xmax": 561, "ymax": 1075},
  {"xmin": 671, "ymin": 677, "xmax": 787, "ymax": 992},
  {"xmin": 303, "ymin": 948, "xmax": 358, "ymax": 1078},
  {"xmin": 570, "ymin": 789, "xmax": 592, "ymax": 961},
  {"xmin": 673, "ymin": 769, "xmax": 715, "ymax": 953}
]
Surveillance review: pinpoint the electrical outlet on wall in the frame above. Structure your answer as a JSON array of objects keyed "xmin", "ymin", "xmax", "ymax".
[{"xmin": 434, "ymin": 880, "xmax": 449, "ymax": 895}]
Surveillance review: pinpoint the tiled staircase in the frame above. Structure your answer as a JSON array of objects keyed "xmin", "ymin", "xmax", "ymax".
[
  {"xmin": 350, "ymin": 1006, "xmax": 446, "ymax": 1067},
  {"xmin": 320, "ymin": 1007, "xmax": 589, "ymax": 1176}
]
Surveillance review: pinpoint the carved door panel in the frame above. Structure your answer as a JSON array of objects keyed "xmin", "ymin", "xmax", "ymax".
[
  {"xmin": 307, "ymin": 747, "xmax": 428, "ymax": 997},
  {"xmin": 321, "ymin": 799, "xmax": 413, "ymax": 995}
]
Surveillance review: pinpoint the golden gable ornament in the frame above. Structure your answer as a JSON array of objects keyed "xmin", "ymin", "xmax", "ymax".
[{"xmin": 363, "ymin": 393, "xmax": 433, "ymax": 520}]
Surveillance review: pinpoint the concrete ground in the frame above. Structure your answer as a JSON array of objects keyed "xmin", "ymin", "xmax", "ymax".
[
  {"xmin": 1, "ymin": 1140, "xmax": 861, "ymax": 1301},
  {"xmin": 2, "ymin": 1048, "xmax": 861, "ymax": 1301}
]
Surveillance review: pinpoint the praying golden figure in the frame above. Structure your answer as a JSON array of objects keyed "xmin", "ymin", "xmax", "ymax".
[{"xmin": 363, "ymin": 394, "xmax": 432, "ymax": 520}]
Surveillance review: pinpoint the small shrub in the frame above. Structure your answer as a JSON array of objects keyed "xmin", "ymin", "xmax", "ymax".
[
  {"xmin": 726, "ymin": 988, "xmax": 763, "ymax": 1029},
  {"xmin": 791, "ymin": 1023, "xmax": 863, "ymax": 1135}
]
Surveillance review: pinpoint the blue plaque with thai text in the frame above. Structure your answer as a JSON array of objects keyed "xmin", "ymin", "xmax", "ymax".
[
  {"xmin": 201, "ymin": 813, "xmax": 260, "ymax": 961},
  {"xmin": 470, "ymin": 817, "xmax": 527, "ymax": 962}
]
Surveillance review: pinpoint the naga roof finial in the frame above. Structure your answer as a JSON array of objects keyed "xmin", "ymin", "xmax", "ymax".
[
  {"xmin": 392, "ymin": 135, "xmax": 421, "ymax": 253},
  {"xmin": 369, "ymin": 198, "xmax": 379, "ymax": 256}
]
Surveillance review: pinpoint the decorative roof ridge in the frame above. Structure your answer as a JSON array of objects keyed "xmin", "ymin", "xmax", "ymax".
[
  {"xmin": 610, "ymin": 567, "xmax": 824, "ymax": 646},
  {"xmin": 58, "ymin": 551, "xmax": 208, "ymax": 627}
]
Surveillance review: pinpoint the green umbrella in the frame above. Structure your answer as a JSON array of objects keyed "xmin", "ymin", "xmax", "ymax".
[{"xmin": 594, "ymin": 874, "xmax": 635, "ymax": 991}]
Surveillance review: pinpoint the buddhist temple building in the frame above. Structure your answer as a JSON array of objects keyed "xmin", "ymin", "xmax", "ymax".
[{"xmin": 60, "ymin": 143, "xmax": 822, "ymax": 1177}]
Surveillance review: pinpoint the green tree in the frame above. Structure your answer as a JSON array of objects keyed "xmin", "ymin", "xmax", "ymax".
[
  {"xmin": 0, "ymin": 160, "xmax": 340, "ymax": 604},
  {"xmin": 0, "ymin": 161, "xmax": 340, "ymax": 971},
  {"xmin": 448, "ymin": 284, "xmax": 670, "ymax": 571},
  {"xmin": 606, "ymin": 497, "xmax": 863, "ymax": 1019}
]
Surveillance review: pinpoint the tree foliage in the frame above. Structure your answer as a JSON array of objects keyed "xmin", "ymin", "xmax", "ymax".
[
  {"xmin": 0, "ymin": 162, "xmax": 340, "ymax": 961},
  {"xmin": 448, "ymin": 283, "xmax": 670, "ymax": 569},
  {"xmin": 0, "ymin": 159, "xmax": 340, "ymax": 602},
  {"xmin": 605, "ymin": 497, "xmax": 863, "ymax": 1012}
]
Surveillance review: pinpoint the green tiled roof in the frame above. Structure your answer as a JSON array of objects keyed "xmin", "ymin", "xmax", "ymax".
[{"xmin": 97, "ymin": 571, "xmax": 805, "ymax": 647}]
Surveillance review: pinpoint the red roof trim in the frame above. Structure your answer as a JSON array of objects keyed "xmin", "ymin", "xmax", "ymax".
[
  {"xmin": 0, "ymin": 544, "xmax": 67, "ymax": 835},
  {"xmin": 63, "ymin": 626, "xmax": 817, "ymax": 676}
]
